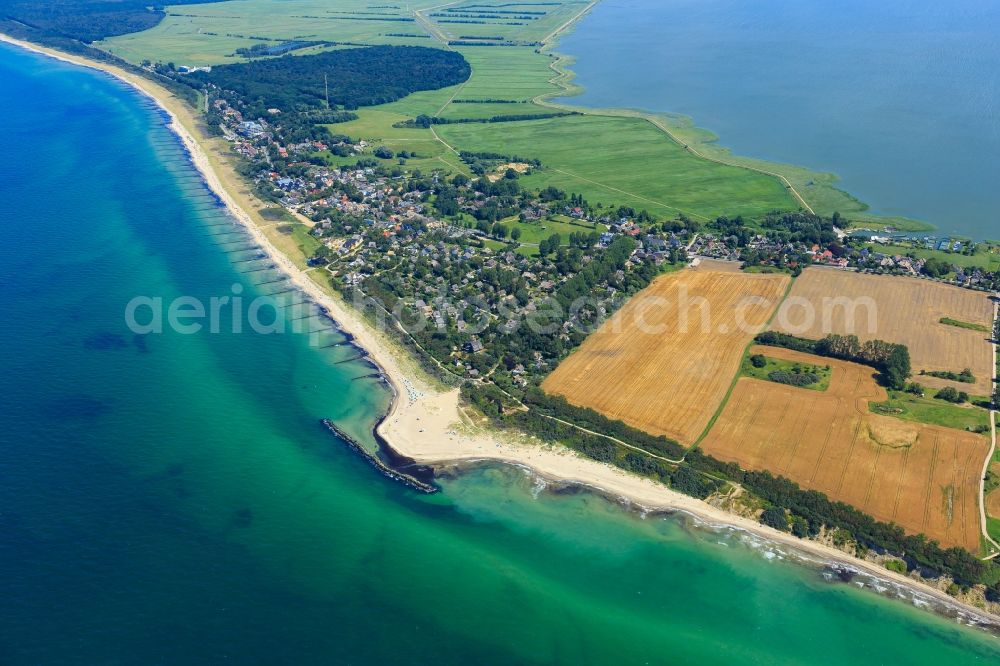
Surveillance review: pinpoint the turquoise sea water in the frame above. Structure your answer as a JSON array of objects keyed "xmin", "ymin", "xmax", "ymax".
[
  {"xmin": 2, "ymin": 42, "xmax": 1000, "ymax": 664},
  {"xmin": 559, "ymin": 0, "xmax": 1000, "ymax": 238}
]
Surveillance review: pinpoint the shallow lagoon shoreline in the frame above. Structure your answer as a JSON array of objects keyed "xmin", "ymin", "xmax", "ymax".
[
  {"xmin": 4, "ymin": 31, "xmax": 999, "ymax": 634},
  {"xmin": 536, "ymin": 2, "xmax": 939, "ymax": 234}
]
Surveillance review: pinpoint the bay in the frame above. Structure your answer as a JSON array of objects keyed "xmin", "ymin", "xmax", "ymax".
[{"xmin": 558, "ymin": 0, "xmax": 1000, "ymax": 238}]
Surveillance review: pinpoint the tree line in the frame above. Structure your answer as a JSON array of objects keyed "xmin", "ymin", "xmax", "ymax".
[
  {"xmin": 400, "ymin": 111, "xmax": 578, "ymax": 128},
  {"xmin": 755, "ymin": 331, "xmax": 911, "ymax": 390},
  {"xmin": 464, "ymin": 379, "xmax": 991, "ymax": 587}
]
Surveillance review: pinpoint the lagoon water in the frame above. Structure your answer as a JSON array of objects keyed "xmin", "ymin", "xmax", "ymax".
[
  {"xmin": 2, "ymin": 42, "xmax": 1000, "ymax": 664},
  {"xmin": 559, "ymin": 0, "xmax": 1000, "ymax": 238}
]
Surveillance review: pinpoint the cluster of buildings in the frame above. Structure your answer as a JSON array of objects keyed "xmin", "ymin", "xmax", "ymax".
[
  {"xmin": 207, "ymin": 96, "xmax": 999, "ymax": 387},
  {"xmin": 688, "ymin": 231, "xmax": 995, "ymax": 289}
]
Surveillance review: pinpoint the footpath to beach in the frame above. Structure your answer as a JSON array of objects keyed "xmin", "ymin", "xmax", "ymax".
[{"xmin": 3, "ymin": 32, "xmax": 999, "ymax": 631}]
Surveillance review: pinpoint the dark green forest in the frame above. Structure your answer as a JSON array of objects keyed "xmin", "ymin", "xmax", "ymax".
[
  {"xmin": 190, "ymin": 46, "xmax": 471, "ymax": 113},
  {"xmin": 0, "ymin": 1, "xmax": 228, "ymax": 43}
]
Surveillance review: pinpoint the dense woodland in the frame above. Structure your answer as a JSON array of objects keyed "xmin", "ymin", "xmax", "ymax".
[
  {"xmin": 0, "ymin": 0, "xmax": 227, "ymax": 43},
  {"xmin": 190, "ymin": 46, "xmax": 471, "ymax": 114}
]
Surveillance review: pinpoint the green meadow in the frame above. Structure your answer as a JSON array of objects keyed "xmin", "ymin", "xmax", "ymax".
[
  {"xmin": 436, "ymin": 114, "xmax": 795, "ymax": 219},
  {"xmin": 625, "ymin": 109, "xmax": 935, "ymax": 231},
  {"xmin": 423, "ymin": 1, "xmax": 590, "ymax": 43},
  {"xmin": 91, "ymin": 0, "xmax": 940, "ymax": 229},
  {"xmin": 99, "ymin": 0, "xmax": 444, "ymax": 64},
  {"xmin": 485, "ymin": 214, "xmax": 606, "ymax": 256},
  {"xmin": 99, "ymin": 0, "xmax": 802, "ymax": 222},
  {"xmin": 504, "ymin": 214, "xmax": 605, "ymax": 245},
  {"xmin": 870, "ymin": 390, "xmax": 990, "ymax": 432},
  {"xmin": 322, "ymin": 108, "xmax": 469, "ymax": 174}
]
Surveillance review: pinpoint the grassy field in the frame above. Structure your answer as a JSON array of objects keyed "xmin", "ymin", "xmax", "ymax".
[
  {"xmin": 442, "ymin": 48, "xmax": 559, "ymax": 105},
  {"xmin": 321, "ymin": 109, "xmax": 469, "ymax": 174},
  {"xmin": 436, "ymin": 114, "xmax": 797, "ymax": 220},
  {"xmin": 93, "ymin": 0, "xmax": 936, "ymax": 231},
  {"xmin": 466, "ymin": 214, "xmax": 605, "ymax": 256},
  {"xmin": 422, "ymin": 1, "xmax": 591, "ymax": 43},
  {"xmin": 99, "ymin": 0, "xmax": 802, "ymax": 224},
  {"xmin": 625, "ymin": 111, "xmax": 935, "ymax": 231},
  {"xmin": 99, "ymin": 0, "xmax": 445, "ymax": 65},
  {"xmin": 988, "ymin": 516, "xmax": 1000, "ymax": 545},
  {"xmin": 503, "ymin": 214, "xmax": 604, "ymax": 244},
  {"xmin": 870, "ymin": 390, "xmax": 990, "ymax": 432},
  {"xmin": 270, "ymin": 223, "xmax": 320, "ymax": 263},
  {"xmin": 988, "ymin": 459, "xmax": 1000, "ymax": 543},
  {"xmin": 740, "ymin": 353, "xmax": 832, "ymax": 392}
]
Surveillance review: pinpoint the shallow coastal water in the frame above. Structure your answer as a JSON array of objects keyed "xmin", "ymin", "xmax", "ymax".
[
  {"xmin": 558, "ymin": 0, "xmax": 1000, "ymax": 238},
  {"xmin": 2, "ymin": 42, "xmax": 1000, "ymax": 664}
]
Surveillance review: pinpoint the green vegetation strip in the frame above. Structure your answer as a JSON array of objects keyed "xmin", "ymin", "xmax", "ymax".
[
  {"xmin": 870, "ymin": 390, "xmax": 989, "ymax": 433},
  {"xmin": 940, "ymin": 317, "xmax": 991, "ymax": 333},
  {"xmin": 741, "ymin": 354, "xmax": 831, "ymax": 391}
]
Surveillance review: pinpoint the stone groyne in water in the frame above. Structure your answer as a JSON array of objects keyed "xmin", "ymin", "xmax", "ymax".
[{"xmin": 320, "ymin": 418, "xmax": 438, "ymax": 494}]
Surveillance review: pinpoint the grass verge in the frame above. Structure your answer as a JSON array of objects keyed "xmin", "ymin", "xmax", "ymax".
[{"xmin": 870, "ymin": 390, "xmax": 990, "ymax": 432}]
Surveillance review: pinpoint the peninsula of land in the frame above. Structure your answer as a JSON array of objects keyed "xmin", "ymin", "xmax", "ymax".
[{"xmin": 5, "ymin": 29, "xmax": 1000, "ymax": 631}]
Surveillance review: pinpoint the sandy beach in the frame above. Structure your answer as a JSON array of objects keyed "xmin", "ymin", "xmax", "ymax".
[{"xmin": 4, "ymin": 32, "xmax": 999, "ymax": 630}]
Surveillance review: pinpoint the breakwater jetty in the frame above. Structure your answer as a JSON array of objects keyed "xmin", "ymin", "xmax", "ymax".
[{"xmin": 320, "ymin": 418, "xmax": 438, "ymax": 494}]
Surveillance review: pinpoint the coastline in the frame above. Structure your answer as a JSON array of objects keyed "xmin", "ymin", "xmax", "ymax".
[
  {"xmin": 4, "ymin": 32, "xmax": 998, "ymax": 632},
  {"xmin": 532, "ymin": 5, "xmax": 935, "ymax": 234}
]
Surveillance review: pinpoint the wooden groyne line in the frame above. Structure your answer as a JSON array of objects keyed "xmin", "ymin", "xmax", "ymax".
[
  {"xmin": 320, "ymin": 419, "xmax": 438, "ymax": 494},
  {"xmin": 334, "ymin": 352, "xmax": 369, "ymax": 365},
  {"xmin": 352, "ymin": 372, "xmax": 383, "ymax": 381}
]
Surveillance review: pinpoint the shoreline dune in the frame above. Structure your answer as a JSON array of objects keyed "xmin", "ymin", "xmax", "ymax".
[{"xmin": 4, "ymin": 32, "xmax": 999, "ymax": 632}]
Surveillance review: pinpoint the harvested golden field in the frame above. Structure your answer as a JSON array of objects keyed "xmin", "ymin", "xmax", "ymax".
[
  {"xmin": 701, "ymin": 346, "xmax": 989, "ymax": 551},
  {"xmin": 691, "ymin": 257, "xmax": 744, "ymax": 273},
  {"xmin": 771, "ymin": 268, "xmax": 994, "ymax": 395},
  {"xmin": 542, "ymin": 268, "xmax": 790, "ymax": 444}
]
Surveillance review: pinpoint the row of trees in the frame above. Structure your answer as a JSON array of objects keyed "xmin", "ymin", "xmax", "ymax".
[
  {"xmin": 814, "ymin": 334, "xmax": 911, "ymax": 389},
  {"xmin": 464, "ymin": 380, "xmax": 990, "ymax": 585},
  {"xmin": 405, "ymin": 111, "xmax": 577, "ymax": 128},
  {"xmin": 687, "ymin": 450, "xmax": 987, "ymax": 584},
  {"xmin": 756, "ymin": 332, "xmax": 911, "ymax": 390},
  {"xmin": 459, "ymin": 151, "xmax": 541, "ymax": 177}
]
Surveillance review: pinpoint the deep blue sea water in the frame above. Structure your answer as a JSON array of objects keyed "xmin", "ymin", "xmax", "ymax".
[
  {"xmin": 3, "ymin": 40, "xmax": 1000, "ymax": 665},
  {"xmin": 559, "ymin": 0, "xmax": 1000, "ymax": 237}
]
